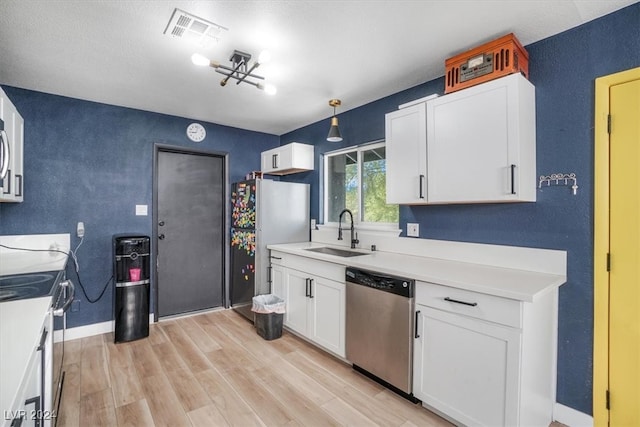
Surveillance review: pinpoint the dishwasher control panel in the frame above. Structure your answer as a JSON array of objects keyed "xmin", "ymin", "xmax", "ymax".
[{"xmin": 345, "ymin": 267, "xmax": 414, "ymax": 298}]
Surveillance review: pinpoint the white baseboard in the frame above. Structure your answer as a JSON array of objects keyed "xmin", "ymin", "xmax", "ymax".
[
  {"xmin": 554, "ymin": 403, "xmax": 593, "ymax": 427},
  {"xmin": 55, "ymin": 313, "xmax": 156, "ymax": 342}
]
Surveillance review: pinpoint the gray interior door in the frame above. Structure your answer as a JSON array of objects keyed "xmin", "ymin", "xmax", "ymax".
[{"xmin": 156, "ymin": 149, "xmax": 225, "ymax": 317}]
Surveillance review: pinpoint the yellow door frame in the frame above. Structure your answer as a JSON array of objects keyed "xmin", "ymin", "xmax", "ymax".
[{"xmin": 593, "ymin": 66, "xmax": 640, "ymax": 426}]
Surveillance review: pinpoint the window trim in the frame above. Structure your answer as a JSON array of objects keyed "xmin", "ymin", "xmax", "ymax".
[{"xmin": 322, "ymin": 139, "xmax": 399, "ymax": 230}]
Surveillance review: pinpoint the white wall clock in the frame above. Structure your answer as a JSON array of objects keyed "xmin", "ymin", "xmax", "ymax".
[{"xmin": 186, "ymin": 123, "xmax": 206, "ymax": 142}]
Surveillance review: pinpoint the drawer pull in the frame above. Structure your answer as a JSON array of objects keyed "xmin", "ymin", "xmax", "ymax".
[
  {"xmin": 444, "ymin": 297, "xmax": 478, "ymax": 307},
  {"xmin": 270, "ymin": 256, "xmax": 282, "ymax": 260}
]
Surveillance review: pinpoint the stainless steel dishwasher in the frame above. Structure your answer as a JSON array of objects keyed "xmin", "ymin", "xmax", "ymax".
[{"xmin": 345, "ymin": 267, "xmax": 418, "ymax": 402}]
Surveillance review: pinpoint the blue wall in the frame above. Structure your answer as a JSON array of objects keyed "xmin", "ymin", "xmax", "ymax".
[
  {"xmin": 281, "ymin": 3, "xmax": 640, "ymax": 415},
  {"xmin": 0, "ymin": 88, "xmax": 278, "ymax": 327}
]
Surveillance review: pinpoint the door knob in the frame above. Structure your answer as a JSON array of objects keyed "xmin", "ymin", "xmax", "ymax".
[
  {"xmin": 159, "ymin": 221, "xmax": 165, "ymax": 226},
  {"xmin": 158, "ymin": 234, "xmax": 165, "ymax": 240}
]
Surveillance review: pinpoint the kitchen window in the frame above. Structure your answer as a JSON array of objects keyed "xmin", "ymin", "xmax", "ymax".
[{"xmin": 323, "ymin": 141, "xmax": 398, "ymax": 227}]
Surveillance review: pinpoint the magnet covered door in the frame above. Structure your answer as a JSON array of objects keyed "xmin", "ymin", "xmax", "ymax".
[
  {"xmin": 231, "ymin": 180, "xmax": 256, "ymax": 229},
  {"xmin": 230, "ymin": 227, "xmax": 256, "ymax": 319}
]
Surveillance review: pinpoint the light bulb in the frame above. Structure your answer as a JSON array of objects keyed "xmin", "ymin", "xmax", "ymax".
[
  {"xmin": 258, "ymin": 50, "xmax": 272, "ymax": 64},
  {"xmin": 264, "ymin": 83, "xmax": 277, "ymax": 95},
  {"xmin": 191, "ymin": 53, "xmax": 210, "ymax": 67},
  {"xmin": 257, "ymin": 82, "xmax": 277, "ymax": 95}
]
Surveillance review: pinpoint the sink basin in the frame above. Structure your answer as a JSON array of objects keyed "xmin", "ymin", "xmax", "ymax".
[{"xmin": 304, "ymin": 247, "xmax": 369, "ymax": 257}]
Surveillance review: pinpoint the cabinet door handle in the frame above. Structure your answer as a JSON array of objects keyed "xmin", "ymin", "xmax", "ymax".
[
  {"xmin": 414, "ymin": 310, "xmax": 420, "ymax": 338},
  {"xmin": 510, "ymin": 164, "xmax": 516, "ymax": 195},
  {"xmin": 15, "ymin": 174, "xmax": 22, "ymax": 197},
  {"xmin": 270, "ymin": 256, "xmax": 282, "ymax": 260},
  {"xmin": 267, "ymin": 266, "xmax": 272, "ymax": 284},
  {"xmin": 305, "ymin": 278, "xmax": 310, "ymax": 297},
  {"xmin": 309, "ymin": 279, "xmax": 314, "ymax": 299},
  {"xmin": 24, "ymin": 396, "xmax": 41, "ymax": 427},
  {"xmin": 419, "ymin": 174, "xmax": 425, "ymax": 199},
  {"xmin": 444, "ymin": 297, "xmax": 478, "ymax": 307},
  {"xmin": 272, "ymin": 153, "xmax": 278, "ymax": 169}
]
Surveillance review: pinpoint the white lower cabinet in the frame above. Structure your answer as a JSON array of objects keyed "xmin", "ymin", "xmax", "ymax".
[
  {"xmin": 414, "ymin": 307, "xmax": 521, "ymax": 426},
  {"xmin": 413, "ymin": 281, "xmax": 558, "ymax": 426},
  {"xmin": 269, "ymin": 251, "xmax": 345, "ymax": 357}
]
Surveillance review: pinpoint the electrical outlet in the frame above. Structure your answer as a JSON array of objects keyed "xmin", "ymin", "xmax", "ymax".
[
  {"xmin": 71, "ymin": 300, "xmax": 80, "ymax": 312},
  {"xmin": 407, "ymin": 223, "xmax": 420, "ymax": 237},
  {"xmin": 77, "ymin": 221, "xmax": 85, "ymax": 238}
]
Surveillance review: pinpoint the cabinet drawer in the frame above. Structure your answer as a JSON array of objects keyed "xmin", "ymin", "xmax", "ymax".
[
  {"xmin": 272, "ymin": 251, "xmax": 344, "ymax": 282},
  {"xmin": 269, "ymin": 250, "xmax": 286, "ymax": 266},
  {"xmin": 416, "ymin": 282, "xmax": 521, "ymax": 328}
]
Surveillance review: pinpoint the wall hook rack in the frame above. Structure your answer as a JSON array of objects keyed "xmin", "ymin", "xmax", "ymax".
[{"xmin": 538, "ymin": 173, "xmax": 578, "ymax": 195}]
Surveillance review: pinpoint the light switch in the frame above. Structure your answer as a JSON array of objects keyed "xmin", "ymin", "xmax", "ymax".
[{"xmin": 407, "ymin": 223, "xmax": 420, "ymax": 237}]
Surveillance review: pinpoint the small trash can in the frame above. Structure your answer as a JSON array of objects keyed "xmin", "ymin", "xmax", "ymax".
[{"xmin": 251, "ymin": 294, "xmax": 285, "ymax": 340}]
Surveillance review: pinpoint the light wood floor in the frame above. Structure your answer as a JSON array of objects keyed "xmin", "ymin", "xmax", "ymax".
[{"xmin": 57, "ymin": 309, "xmax": 454, "ymax": 427}]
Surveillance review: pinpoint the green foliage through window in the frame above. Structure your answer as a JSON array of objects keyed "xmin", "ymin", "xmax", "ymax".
[{"xmin": 325, "ymin": 142, "xmax": 398, "ymax": 224}]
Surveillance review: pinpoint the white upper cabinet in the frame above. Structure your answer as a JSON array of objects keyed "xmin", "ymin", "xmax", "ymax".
[
  {"xmin": 385, "ymin": 73, "xmax": 536, "ymax": 204},
  {"xmin": 0, "ymin": 87, "xmax": 24, "ymax": 203},
  {"xmin": 426, "ymin": 73, "xmax": 536, "ymax": 203},
  {"xmin": 261, "ymin": 142, "xmax": 314, "ymax": 175},
  {"xmin": 385, "ymin": 102, "xmax": 428, "ymax": 204}
]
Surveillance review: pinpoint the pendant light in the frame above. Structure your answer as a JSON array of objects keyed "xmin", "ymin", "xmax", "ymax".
[{"xmin": 327, "ymin": 99, "xmax": 343, "ymax": 142}]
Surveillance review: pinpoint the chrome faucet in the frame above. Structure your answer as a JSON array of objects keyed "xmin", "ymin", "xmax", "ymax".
[{"xmin": 338, "ymin": 208, "xmax": 359, "ymax": 249}]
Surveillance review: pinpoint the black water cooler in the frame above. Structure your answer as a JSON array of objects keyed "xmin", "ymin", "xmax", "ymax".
[{"xmin": 113, "ymin": 234, "xmax": 150, "ymax": 343}]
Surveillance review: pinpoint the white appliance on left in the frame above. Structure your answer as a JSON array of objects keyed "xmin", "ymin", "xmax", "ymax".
[
  {"xmin": 0, "ymin": 234, "xmax": 73, "ymax": 427},
  {"xmin": 0, "ymin": 87, "xmax": 25, "ymax": 203}
]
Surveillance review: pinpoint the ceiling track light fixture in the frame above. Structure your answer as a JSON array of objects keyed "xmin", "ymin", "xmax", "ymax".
[
  {"xmin": 327, "ymin": 99, "xmax": 343, "ymax": 142},
  {"xmin": 191, "ymin": 50, "xmax": 276, "ymax": 95}
]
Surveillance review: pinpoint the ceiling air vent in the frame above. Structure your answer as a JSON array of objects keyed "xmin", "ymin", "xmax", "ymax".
[{"xmin": 164, "ymin": 8, "xmax": 228, "ymax": 47}]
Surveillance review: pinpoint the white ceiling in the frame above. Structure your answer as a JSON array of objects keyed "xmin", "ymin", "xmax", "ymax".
[{"xmin": 0, "ymin": 0, "xmax": 636, "ymax": 136}]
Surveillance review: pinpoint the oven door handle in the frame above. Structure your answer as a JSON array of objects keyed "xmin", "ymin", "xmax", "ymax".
[{"xmin": 53, "ymin": 279, "xmax": 76, "ymax": 316}]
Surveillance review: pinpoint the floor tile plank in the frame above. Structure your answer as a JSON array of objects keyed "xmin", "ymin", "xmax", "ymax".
[
  {"xmin": 140, "ymin": 373, "xmax": 191, "ymax": 427},
  {"xmin": 79, "ymin": 388, "xmax": 117, "ymax": 427},
  {"xmin": 115, "ymin": 399, "xmax": 155, "ymax": 427},
  {"xmin": 163, "ymin": 367, "xmax": 212, "ymax": 413},
  {"xmin": 196, "ymin": 368, "xmax": 265, "ymax": 426}
]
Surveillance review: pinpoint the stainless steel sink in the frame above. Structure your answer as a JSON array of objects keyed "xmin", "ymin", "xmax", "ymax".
[{"xmin": 304, "ymin": 246, "xmax": 369, "ymax": 257}]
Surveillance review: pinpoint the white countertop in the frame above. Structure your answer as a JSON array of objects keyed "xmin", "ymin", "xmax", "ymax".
[
  {"xmin": 267, "ymin": 241, "xmax": 566, "ymax": 302},
  {"xmin": 0, "ymin": 234, "xmax": 70, "ymax": 418},
  {"xmin": 0, "ymin": 233, "xmax": 70, "ymax": 276}
]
